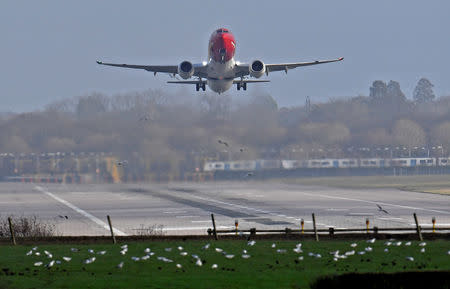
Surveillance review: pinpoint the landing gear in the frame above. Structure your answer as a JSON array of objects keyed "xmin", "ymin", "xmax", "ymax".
[
  {"xmin": 196, "ymin": 80, "xmax": 206, "ymax": 91},
  {"xmin": 237, "ymin": 82, "xmax": 247, "ymax": 91}
]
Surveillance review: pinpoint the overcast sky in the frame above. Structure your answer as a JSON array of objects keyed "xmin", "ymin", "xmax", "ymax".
[{"xmin": 1, "ymin": 1, "xmax": 449, "ymax": 112}]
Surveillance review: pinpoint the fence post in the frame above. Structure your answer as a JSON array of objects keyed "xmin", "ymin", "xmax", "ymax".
[
  {"xmin": 432, "ymin": 217, "xmax": 436, "ymax": 233},
  {"xmin": 413, "ymin": 213, "xmax": 423, "ymax": 241},
  {"xmin": 211, "ymin": 213, "xmax": 218, "ymax": 240},
  {"xmin": 312, "ymin": 213, "xmax": 319, "ymax": 241},
  {"xmin": 328, "ymin": 227, "xmax": 334, "ymax": 237},
  {"xmin": 8, "ymin": 217, "xmax": 16, "ymax": 246},
  {"xmin": 106, "ymin": 215, "xmax": 116, "ymax": 244}
]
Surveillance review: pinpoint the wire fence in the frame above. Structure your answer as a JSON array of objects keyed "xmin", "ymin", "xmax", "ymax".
[{"xmin": 2, "ymin": 212, "xmax": 450, "ymax": 245}]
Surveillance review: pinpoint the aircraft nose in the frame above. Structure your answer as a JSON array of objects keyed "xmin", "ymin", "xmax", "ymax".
[{"xmin": 211, "ymin": 32, "xmax": 234, "ymax": 63}]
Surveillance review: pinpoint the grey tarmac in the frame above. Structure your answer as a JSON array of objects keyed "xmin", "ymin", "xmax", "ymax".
[{"xmin": 0, "ymin": 181, "xmax": 448, "ymax": 236}]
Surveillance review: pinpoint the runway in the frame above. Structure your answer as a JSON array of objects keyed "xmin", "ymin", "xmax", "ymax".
[{"xmin": 0, "ymin": 181, "xmax": 449, "ymax": 236}]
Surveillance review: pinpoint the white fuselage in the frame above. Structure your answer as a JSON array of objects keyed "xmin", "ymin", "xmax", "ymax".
[{"xmin": 206, "ymin": 58, "xmax": 236, "ymax": 93}]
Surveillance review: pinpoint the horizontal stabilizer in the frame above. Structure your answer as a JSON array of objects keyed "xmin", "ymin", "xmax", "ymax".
[
  {"xmin": 167, "ymin": 79, "xmax": 270, "ymax": 84},
  {"xmin": 167, "ymin": 80, "xmax": 206, "ymax": 84},
  {"xmin": 232, "ymin": 79, "xmax": 270, "ymax": 84}
]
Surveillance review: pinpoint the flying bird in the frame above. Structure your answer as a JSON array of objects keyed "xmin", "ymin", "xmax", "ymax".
[
  {"xmin": 116, "ymin": 160, "xmax": 128, "ymax": 166},
  {"xmin": 218, "ymin": 140, "xmax": 229, "ymax": 147},
  {"xmin": 376, "ymin": 204, "xmax": 389, "ymax": 214},
  {"xmin": 243, "ymin": 172, "xmax": 254, "ymax": 178},
  {"xmin": 139, "ymin": 114, "xmax": 154, "ymax": 121}
]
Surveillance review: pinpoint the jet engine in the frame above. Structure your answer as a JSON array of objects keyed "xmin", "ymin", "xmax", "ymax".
[
  {"xmin": 178, "ymin": 61, "xmax": 194, "ymax": 79},
  {"xmin": 249, "ymin": 60, "xmax": 265, "ymax": 78}
]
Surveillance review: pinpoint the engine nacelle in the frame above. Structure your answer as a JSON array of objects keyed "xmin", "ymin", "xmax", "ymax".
[
  {"xmin": 178, "ymin": 61, "xmax": 194, "ymax": 79},
  {"xmin": 249, "ymin": 60, "xmax": 265, "ymax": 78}
]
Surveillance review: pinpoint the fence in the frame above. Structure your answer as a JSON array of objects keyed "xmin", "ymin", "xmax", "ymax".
[
  {"xmin": 2, "ymin": 212, "xmax": 450, "ymax": 245},
  {"xmin": 207, "ymin": 213, "xmax": 450, "ymax": 242}
]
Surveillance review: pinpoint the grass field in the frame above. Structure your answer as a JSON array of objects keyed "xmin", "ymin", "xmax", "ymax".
[
  {"xmin": 285, "ymin": 175, "xmax": 450, "ymax": 195},
  {"xmin": 0, "ymin": 239, "xmax": 449, "ymax": 289}
]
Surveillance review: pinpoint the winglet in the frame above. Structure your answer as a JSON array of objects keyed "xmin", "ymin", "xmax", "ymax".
[
  {"xmin": 96, "ymin": 60, "xmax": 103, "ymax": 65},
  {"xmin": 338, "ymin": 57, "xmax": 344, "ymax": 61}
]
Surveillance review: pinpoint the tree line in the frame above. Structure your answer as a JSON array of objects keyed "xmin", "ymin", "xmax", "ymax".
[{"xmin": 1, "ymin": 77, "xmax": 449, "ymax": 176}]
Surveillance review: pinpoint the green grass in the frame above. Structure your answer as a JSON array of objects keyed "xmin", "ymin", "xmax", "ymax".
[
  {"xmin": 0, "ymin": 240, "xmax": 448, "ymax": 288},
  {"xmin": 284, "ymin": 175, "xmax": 450, "ymax": 195}
]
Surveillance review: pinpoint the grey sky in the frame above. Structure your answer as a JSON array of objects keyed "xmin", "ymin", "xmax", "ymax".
[{"xmin": 1, "ymin": 0, "xmax": 449, "ymax": 112}]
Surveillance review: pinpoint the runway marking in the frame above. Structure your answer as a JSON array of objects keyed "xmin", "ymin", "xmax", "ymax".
[
  {"xmin": 347, "ymin": 213, "xmax": 374, "ymax": 216},
  {"xmin": 300, "ymin": 192, "xmax": 450, "ymax": 215},
  {"xmin": 35, "ymin": 186, "xmax": 127, "ymax": 236},
  {"xmin": 163, "ymin": 226, "xmax": 230, "ymax": 231},
  {"xmin": 377, "ymin": 217, "xmax": 404, "ymax": 220},
  {"xmin": 409, "ymin": 223, "xmax": 450, "ymax": 226},
  {"xmin": 191, "ymin": 220, "xmax": 211, "ymax": 223},
  {"xmin": 164, "ymin": 211, "xmax": 187, "ymax": 214},
  {"xmin": 175, "ymin": 189, "xmax": 448, "ymax": 231},
  {"xmin": 317, "ymin": 223, "xmax": 333, "ymax": 227},
  {"xmin": 175, "ymin": 215, "xmax": 199, "ymax": 218}
]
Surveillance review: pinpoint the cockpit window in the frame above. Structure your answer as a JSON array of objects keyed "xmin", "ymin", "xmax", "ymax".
[{"xmin": 216, "ymin": 29, "xmax": 229, "ymax": 33}]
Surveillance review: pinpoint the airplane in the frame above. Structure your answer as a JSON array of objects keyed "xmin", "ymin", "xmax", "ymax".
[{"xmin": 97, "ymin": 28, "xmax": 343, "ymax": 93}]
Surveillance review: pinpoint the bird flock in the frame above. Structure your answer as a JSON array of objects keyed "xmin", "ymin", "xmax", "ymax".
[{"xmin": 25, "ymin": 239, "xmax": 450, "ymax": 272}]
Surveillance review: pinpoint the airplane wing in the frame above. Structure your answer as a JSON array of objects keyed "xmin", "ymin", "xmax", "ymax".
[
  {"xmin": 96, "ymin": 61, "xmax": 208, "ymax": 77},
  {"xmin": 266, "ymin": 57, "xmax": 344, "ymax": 73},
  {"xmin": 235, "ymin": 57, "xmax": 343, "ymax": 76}
]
